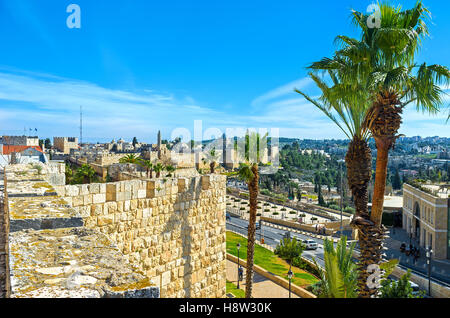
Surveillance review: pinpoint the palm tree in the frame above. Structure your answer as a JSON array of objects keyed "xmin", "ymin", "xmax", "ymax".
[
  {"xmin": 119, "ymin": 153, "xmax": 141, "ymax": 164},
  {"xmin": 296, "ymin": 68, "xmax": 374, "ymax": 296},
  {"xmin": 312, "ymin": 236, "xmax": 358, "ymax": 298},
  {"xmin": 202, "ymin": 147, "xmax": 220, "ymax": 173},
  {"xmin": 154, "ymin": 162, "xmax": 164, "ymax": 178},
  {"xmin": 235, "ymin": 132, "xmax": 271, "ymax": 298},
  {"xmin": 74, "ymin": 164, "xmax": 97, "ymax": 184},
  {"xmin": 139, "ymin": 160, "xmax": 154, "ymax": 178},
  {"xmin": 304, "ymin": 1, "xmax": 450, "ymax": 297},
  {"xmin": 346, "ymin": 2, "xmax": 450, "ymax": 229},
  {"xmin": 165, "ymin": 165, "xmax": 176, "ymax": 177}
]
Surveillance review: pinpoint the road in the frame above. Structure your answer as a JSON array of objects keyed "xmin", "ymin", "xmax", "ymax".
[
  {"xmin": 226, "ymin": 215, "xmax": 327, "ymax": 269},
  {"xmin": 226, "ymin": 214, "xmax": 450, "ymax": 290}
]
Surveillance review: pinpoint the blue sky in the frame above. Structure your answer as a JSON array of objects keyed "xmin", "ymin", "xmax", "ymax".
[{"xmin": 0, "ymin": 0, "xmax": 449, "ymax": 143}]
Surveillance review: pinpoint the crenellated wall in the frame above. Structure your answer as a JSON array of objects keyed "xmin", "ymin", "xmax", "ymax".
[{"xmin": 56, "ymin": 174, "xmax": 227, "ymax": 298}]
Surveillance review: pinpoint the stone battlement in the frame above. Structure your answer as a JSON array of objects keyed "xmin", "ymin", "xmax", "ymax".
[{"xmin": 1, "ymin": 163, "xmax": 227, "ymax": 298}]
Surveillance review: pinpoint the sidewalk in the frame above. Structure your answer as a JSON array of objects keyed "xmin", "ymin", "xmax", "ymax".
[
  {"xmin": 226, "ymin": 259, "xmax": 300, "ymax": 298},
  {"xmin": 383, "ymin": 227, "xmax": 450, "ymax": 283}
]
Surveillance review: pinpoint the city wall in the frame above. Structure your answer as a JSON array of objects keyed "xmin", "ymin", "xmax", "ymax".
[{"xmin": 55, "ymin": 174, "xmax": 227, "ymax": 298}]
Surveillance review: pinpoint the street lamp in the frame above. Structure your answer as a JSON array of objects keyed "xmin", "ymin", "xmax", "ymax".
[
  {"xmin": 426, "ymin": 246, "xmax": 433, "ymax": 297},
  {"xmin": 338, "ymin": 159, "xmax": 344, "ymax": 236},
  {"xmin": 237, "ymin": 243, "xmax": 241, "ymax": 289},
  {"xmin": 288, "ymin": 267, "xmax": 293, "ymax": 298}
]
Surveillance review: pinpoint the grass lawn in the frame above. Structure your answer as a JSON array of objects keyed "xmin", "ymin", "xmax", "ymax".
[
  {"xmin": 226, "ymin": 231, "xmax": 319, "ymax": 288},
  {"xmin": 226, "ymin": 280, "xmax": 245, "ymax": 298}
]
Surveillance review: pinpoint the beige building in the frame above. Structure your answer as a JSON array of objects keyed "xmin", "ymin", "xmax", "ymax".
[
  {"xmin": 53, "ymin": 137, "xmax": 79, "ymax": 154},
  {"xmin": 402, "ymin": 183, "xmax": 450, "ymax": 260}
]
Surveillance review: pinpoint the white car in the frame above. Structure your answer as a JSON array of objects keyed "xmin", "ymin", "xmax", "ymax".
[{"xmin": 303, "ymin": 239, "xmax": 318, "ymax": 250}]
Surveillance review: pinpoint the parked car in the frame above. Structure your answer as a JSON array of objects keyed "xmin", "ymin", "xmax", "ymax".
[{"xmin": 302, "ymin": 239, "xmax": 318, "ymax": 250}]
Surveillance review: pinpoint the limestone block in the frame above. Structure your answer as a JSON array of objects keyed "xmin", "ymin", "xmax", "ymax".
[
  {"xmin": 93, "ymin": 193, "xmax": 106, "ymax": 204},
  {"xmin": 99, "ymin": 183, "xmax": 107, "ymax": 194},
  {"xmin": 90, "ymin": 183, "xmax": 100, "ymax": 194},
  {"xmin": 143, "ymin": 208, "xmax": 152, "ymax": 219},
  {"xmin": 137, "ymin": 189, "xmax": 147, "ymax": 199},
  {"xmin": 79, "ymin": 184, "xmax": 89, "ymax": 196},
  {"xmin": 106, "ymin": 184, "xmax": 118, "ymax": 202},
  {"xmin": 72, "ymin": 196, "xmax": 84, "ymax": 207},
  {"xmin": 83, "ymin": 194, "xmax": 93, "ymax": 205},
  {"xmin": 97, "ymin": 214, "xmax": 114, "ymax": 226},
  {"xmin": 65, "ymin": 185, "xmax": 80, "ymax": 197}
]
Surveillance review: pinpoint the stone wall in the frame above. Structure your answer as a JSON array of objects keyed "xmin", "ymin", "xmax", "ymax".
[
  {"xmin": 56, "ymin": 174, "xmax": 227, "ymax": 298},
  {"xmin": 0, "ymin": 173, "xmax": 10, "ymax": 298},
  {"xmin": 3, "ymin": 164, "xmax": 158, "ymax": 298}
]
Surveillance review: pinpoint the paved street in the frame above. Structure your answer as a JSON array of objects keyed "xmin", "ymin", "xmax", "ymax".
[
  {"xmin": 226, "ymin": 259, "xmax": 300, "ymax": 298},
  {"xmin": 383, "ymin": 227, "xmax": 450, "ymax": 285},
  {"xmin": 226, "ymin": 215, "xmax": 327, "ymax": 268},
  {"xmin": 227, "ymin": 214, "xmax": 450, "ymax": 288}
]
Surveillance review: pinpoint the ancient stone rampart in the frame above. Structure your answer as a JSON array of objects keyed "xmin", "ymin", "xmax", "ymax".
[
  {"xmin": 2, "ymin": 164, "xmax": 159, "ymax": 298},
  {"xmin": 56, "ymin": 174, "xmax": 227, "ymax": 298}
]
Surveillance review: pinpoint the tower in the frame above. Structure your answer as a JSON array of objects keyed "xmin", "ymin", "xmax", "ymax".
[{"xmin": 157, "ymin": 130, "xmax": 161, "ymax": 159}]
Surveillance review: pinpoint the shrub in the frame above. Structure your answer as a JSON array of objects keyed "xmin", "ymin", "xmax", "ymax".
[
  {"xmin": 289, "ymin": 211, "xmax": 296, "ymax": 214},
  {"xmin": 311, "ymin": 217, "xmax": 318, "ymax": 221},
  {"xmin": 344, "ymin": 207, "xmax": 355, "ymax": 214},
  {"xmin": 329, "ymin": 204, "xmax": 340, "ymax": 211},
  {"xmin": 264, "ymin": 209, "xmax": 270, "ymax": 212},
  {"xmin": 280, "ymin": 208, "xmax": 287, "ymax": 211},
  {"xmin": 240, "ymin": 207, "xmax": 245, "ymax": 211},
  {"xmin": 273, "ymin": 212, "xmax": 279, "ymax": 215}
]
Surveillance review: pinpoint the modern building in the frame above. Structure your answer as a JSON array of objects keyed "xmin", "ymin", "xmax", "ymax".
[
  {"xmin": 53, "ymin": 137, "xmax": 79, "ymax": 154},
  {"xmin": 402, "ymin": 182, "xmax": 450, "ymax": 260}
]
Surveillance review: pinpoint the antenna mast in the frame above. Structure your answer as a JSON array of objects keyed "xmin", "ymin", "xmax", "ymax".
[{"xmin": 80, "ymin": 105, "xmax": 83, "ymax": 147}]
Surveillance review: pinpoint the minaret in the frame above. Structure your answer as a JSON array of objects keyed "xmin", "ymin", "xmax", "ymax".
[{"xmin": 157, "ymin": 130, "xmax": 161, "ymax": 159}]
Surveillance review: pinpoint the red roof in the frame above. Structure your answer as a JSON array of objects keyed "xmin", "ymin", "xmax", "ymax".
[{"xmin": 1, "ymin": 145, "xmax": 44, "ymax": 155}]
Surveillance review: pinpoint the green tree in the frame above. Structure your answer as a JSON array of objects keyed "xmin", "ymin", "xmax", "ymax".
[
  {"xmin": 119, "ymin": 154, "xmax": 141, "ymax": 164},
  {"xmin": 235, "ymin": 132, "xmax": 273, "ymax": 298},
  {"xmin": 165, "ymin": 165, "xmax": 176, "ymax": 177},
  {"xmin": 139, "ymin": 160, "xmax": 154, "ymax": 178},
  {"xmin": 312, "ymin": 236, "xmax": 358, "ymax": 298},
  {"xmin": 73, "ymin": 164, "xmax": 97, "ymax": 184},
  {"xmin": 45, "ymin": 138, "xmax": 51, "ymax": 149},
  {"xmin": 154, "ymin": 162, "xmax": 164, "ymax": 178},
  {"xmin": 296, "ymin": 61, "xmax": 375, "ymax": 297},
  {"xmin": 379, "ymin": 270, "xmax": 424, "ymax": 298},
  {"xmin": 202, "ymin": 147, "xmax": 220, "ymax": 174},
  {"xmin": 275, "ymin": 237, "xmax": 305, "ymax": 263},
  {"xmin": 392, "ymin": 169, "xmax": 402, "ymax": 190}
]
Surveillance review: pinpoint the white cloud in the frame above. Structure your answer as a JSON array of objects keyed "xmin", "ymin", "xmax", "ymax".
[{"xmin": 251, "ymin": 77, "xmax": 312, "ymax": 108}]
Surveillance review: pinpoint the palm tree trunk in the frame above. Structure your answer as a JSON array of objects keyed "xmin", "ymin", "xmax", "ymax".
[
  {"xmin": 345, "ymin": 137, "xmax": 382, "ymax": 298},
  {"xmin": 245, "ymin": 164, "xmax": 259, "ymax": 298},
  {"xmin": 358, "ymin": 90, "xmax": 402, "ymax": 298},
  {"xmin": 210, "ymin": 162, "xmax": 215, "ymax": 174},
  {"xmin": 370, "ymin": 137, "xmax": 390, "ymax": 226}
]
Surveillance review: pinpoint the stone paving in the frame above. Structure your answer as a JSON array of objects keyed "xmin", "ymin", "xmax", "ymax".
[
  {"xmin": 384, "ymin": 227, "xmax": 450, "ymax": 283},
  {"xmin": 226, "ymin": 259, "xmax": 299, "ymax": 298}
]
